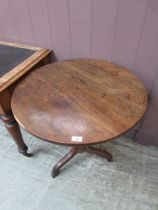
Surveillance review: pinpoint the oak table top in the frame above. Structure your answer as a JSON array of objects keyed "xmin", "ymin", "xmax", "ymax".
[{"xmin": 11, "ymin": 59, "xmax": 148, "ymax": 146}]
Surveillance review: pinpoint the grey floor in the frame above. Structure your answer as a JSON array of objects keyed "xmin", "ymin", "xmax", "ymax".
[{"xmin": 0, "ymin": 121, "xmax": 158, "ymax": 210}]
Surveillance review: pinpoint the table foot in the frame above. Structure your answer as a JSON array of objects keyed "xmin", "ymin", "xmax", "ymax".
[
  {"xmin": 86, "ymin": 146, "xmax": 113, "ymax": 162},
  {"xmin": 51, "ymin": 147, "xmax": 78, "ymax": 178},
  {"xmin": 18, "ymin": 145, "xmax": 32, "ymax": 157},
  {"xmin": 1, "ymin": 114, "xmax": 32, "ymax": 157},
  {"xmin": 51, "ymin": 145, "xmax": 113, "ymax": 178}
]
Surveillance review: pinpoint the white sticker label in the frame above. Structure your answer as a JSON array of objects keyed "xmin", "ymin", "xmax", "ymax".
[{"xmin": 71, "ymin": 136, "xmax": 83, "ymax": 142}]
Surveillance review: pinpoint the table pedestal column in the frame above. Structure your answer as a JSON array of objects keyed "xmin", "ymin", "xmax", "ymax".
[{"xmin": 51, "ymin": 146, "xmax": 113, "ymax": 178}]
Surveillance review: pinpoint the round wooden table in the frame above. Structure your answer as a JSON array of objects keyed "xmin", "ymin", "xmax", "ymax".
[{"xmin": 11, "ymin": 59, "xmax": 148, "ymax": 178}]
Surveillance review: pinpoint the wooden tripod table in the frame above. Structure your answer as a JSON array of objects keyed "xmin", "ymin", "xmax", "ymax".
[{"xmin": 11, "ymin": 59, "xmax": 148, "ymax": 178}]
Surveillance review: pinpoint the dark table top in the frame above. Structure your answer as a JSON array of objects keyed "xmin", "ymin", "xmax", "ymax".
[
  {"xmin": 0, "ymin": 45, "xmax": 35, "ymax": 77},
  {"xmin": 11, "ymin": 59, "xmax": 148, "ymax": 146}
]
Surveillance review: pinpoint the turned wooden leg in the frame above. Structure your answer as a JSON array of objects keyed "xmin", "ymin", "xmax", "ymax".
[
  {"xmin": 1, "ymin": 114, "xmax": 32, "ymax": 157},
  {"xmin": 0, "ymin": 89, "xmax": 31, "ymax": 157},
  {"xmin": 51, "ymin": 147, "xmax": 78, "ymax": 178},
  {"xmin": 86, "ymin": 146, "xmax": 113, "ymax": 162}
]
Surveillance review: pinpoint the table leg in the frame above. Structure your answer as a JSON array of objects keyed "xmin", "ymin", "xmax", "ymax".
[
  {"xmin": 51, "ymin": 145, "xmax": 113, "ymax": 178},
  {"xmin": 1, "ymin": 114, "xmax": 31, "ymax": 157},
  {"xmin": 51, "ymin": 147, "xmax": 78, "ymax": 178},
  {"xmin": 0, "ymin": 90, "xmax": 31, "ymax": 157},
  {"xmin": 86, "ymin": 146, "xmax": 113, "ymax": 162}
]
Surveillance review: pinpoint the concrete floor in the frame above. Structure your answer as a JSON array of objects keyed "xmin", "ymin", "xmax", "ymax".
[{"xmin": 0, "ymin": 121, "xmax": 158, "ymax": 210}]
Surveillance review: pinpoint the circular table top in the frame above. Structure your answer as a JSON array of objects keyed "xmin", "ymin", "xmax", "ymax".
[{"xmin": 11, "ymin": 59, "xmax": 148, "ymax": 146}]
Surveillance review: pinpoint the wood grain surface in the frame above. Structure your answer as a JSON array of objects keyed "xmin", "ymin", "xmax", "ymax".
[{"xmin": 11, "ymin": 59, "xmax": 148, "ymax": 145}]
